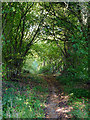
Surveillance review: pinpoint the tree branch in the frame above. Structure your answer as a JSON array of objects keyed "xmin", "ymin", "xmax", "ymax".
[
  {"xmin": 14, "ymin": 3, "xmax": 34, "ymax": 47},
  {"xmin": 23, "ymin": 11, "xmax": 48, "ymax": 56}
]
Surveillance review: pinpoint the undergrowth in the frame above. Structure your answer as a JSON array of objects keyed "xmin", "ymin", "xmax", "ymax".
[
  {"xmin": 56, "ymin": 74, "xmax": 90, "ymax": 118},
  {"xmin": 2, "ymin": 74, "xmax": 48, "ymax": 118}
]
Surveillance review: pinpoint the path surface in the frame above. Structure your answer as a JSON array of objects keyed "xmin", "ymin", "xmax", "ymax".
[{"xmin": 42, "ymin": 75, "xmax": 73, "ymax": 119}]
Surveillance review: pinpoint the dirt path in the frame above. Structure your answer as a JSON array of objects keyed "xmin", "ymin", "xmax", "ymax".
[{"xmin": 42, "ymin": 75, "xmax": 73, "ymax": 119}]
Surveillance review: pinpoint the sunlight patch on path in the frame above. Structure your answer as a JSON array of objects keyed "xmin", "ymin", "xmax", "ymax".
[{"xmin": 43, "ymin": 75, "xmax": 73, "ymax": 119}]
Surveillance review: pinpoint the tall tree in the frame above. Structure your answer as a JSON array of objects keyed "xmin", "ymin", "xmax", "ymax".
[{"xmin": 2, "ymin": 2, "xmax": 47, "ymax": 78}]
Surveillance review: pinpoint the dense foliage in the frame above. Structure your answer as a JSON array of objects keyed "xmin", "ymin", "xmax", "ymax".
[
  {"xmin": 2, "ymin": 2, "xmax": 89, "ymax": 119},
  {"xmin": 2, "ymin": 2, "xmax": 89, "ymax": 80}
]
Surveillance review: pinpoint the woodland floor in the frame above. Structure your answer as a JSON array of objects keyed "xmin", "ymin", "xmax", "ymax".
[
  {"xmin": 2, "ymin": 74, "xmax": 90, "ymax": 119},
  {"xmin": 41, "ymin": 75, "xmax": 73, "ymax": 119}
]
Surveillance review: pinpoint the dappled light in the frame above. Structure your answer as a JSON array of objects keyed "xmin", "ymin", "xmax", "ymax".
[
  {"xmin": 2, "ymin": 2, "xmax": 89, "ymax": 119},
  {"xmin": 43, "ymin": 76, "xmax": 73, "ymax": 118}
]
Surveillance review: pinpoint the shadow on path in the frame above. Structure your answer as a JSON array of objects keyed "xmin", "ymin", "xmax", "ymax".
[{"xmin": 42, "ymin": 75, "xmax": 73, "ymax": 119}]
